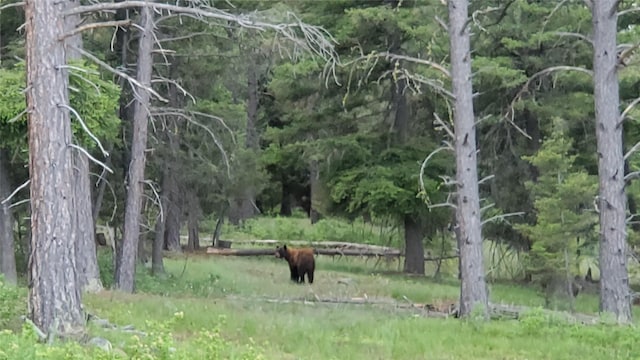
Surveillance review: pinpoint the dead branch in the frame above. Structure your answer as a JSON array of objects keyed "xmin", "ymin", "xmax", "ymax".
[
  {"xmin": 346, "ymin": 51, "xmax": 450, "ymax": 78},
  {"xmin": 553, "ymin": 31, "xmax": 593, "ymax": 45},
  {"xmin": 618, "ymin": 7, "xmax": 640, "ymax": 17},
  {"xmin": 419, "ymin": 146, "xmax": 451, "ymax": 196},
  {"xmin": 64, "ymin": 1, "xmax": 339, "ymax": 66},
  {"xmin": 505, "ymin": 65, "xmax": 593, "ymax": 139},
  {"xmin": 624, "ymin": 141, "xmax": 640, "ymax": 161},
  {"xmin": 61, "ymin": 20, "xmax": 132, "ymax": 40},
  {"xmin": 0, "ymin": 2, "xmax": 24, "ymax": 11},
  {"xmin": 1, "ymin": 179, "xmax": 30, "ymax": 205},
  {"xmin": 70, "ymin": 45, "xmax": 168, "ymax": 102},
  {"xmin": 481, "ymin": 211, "xmax": 525, "ymax": 226}
]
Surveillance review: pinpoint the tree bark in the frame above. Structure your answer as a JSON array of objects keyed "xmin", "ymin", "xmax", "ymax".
[
  {"xmin": 72, "ymin": 153, "xmax": 102, "ymax": 292},
  {"xmin": 186, "ymin": 191, "xmax": 201, "ymax": 251},
  {"xmin": 403, "ymin": 216, "xmax": 425, "ymax": 275},
  {"xmin": 0, "ymin": 149, "xmax": 17, "ymax": 285},
  {"xmin": 309, "ymin": 160, "xmax": 322, "ymax": 224},
  {"xmin": 25, "ymin": 0, "xmax": 85, "ymax": 337},
  {"xmin": 592, "ymin": 0, "xmax": 632, "ymax": 323},
  {"xmin": 64, "ymin": 0, "xmax": 103, "ymax": 294},
  {"xmin": 163, "ymin": 175, "xmax": 182, "ymax": 252},
  {"xmin": 151, "ymin": 212, "xmax": 165, "ymax": 276},
  {"xmin": 116, "ymin": 5, "xmax": 154, "ymax": 292},
  {"xmin": 448, "ymin": 0, "xmax": 489, "ymax": 319}
]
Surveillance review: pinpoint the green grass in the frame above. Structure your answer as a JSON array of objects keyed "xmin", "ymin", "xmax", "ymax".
[
  {"xmin": 2, "ymin": 253, "xmax": 640, "ymax": 359},
  {"xmin": 78, "ymin": 254, "xmax": 640, "ymax": 359}
]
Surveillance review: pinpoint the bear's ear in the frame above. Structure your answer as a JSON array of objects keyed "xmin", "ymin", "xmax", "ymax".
[{"xmin": 283, "ymin": 245, "xmax": 288, "ymax": 250}]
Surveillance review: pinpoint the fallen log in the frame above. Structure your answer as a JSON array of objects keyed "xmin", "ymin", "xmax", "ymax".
[
  {"xmin": 205, "ymin": 246, "xmax": 458, "ymax": 262},
  {"xmin": 219, "ymin": 239, "xmax": 398, "ymax": 252}
]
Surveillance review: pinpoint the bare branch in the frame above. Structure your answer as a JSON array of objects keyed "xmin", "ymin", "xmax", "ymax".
[
  {"xmin": 0, "ymin": 2, "xmax": 24, "ymax": 11},
  {"xmin": 151, "ymin": 77, "xmax": 196, "ymax": 104},
  {"xmin": 471, "ymin": 6, "xmax": 501, "ymax": 33},
  {"xmin": 553, "ymin": 31, "xmax": 593, "ymax": 45},
  {"xmin": 61, "ymin": 20, "xmax": 132, "ymax": 40},
  {"xmin": 624, "ymin": 142, "xmax": 640, "ymax": 161},
  {"xmin": 505, "ymin": 65, "xmax": 593, "ymax": 139},
  {"xmin": 142, "ymin": 180, "xmax": 163, "ymax": 223},
  {"xmin": 7, "ymin": 109, "xmax": 27, "ymax": 123},
  {"xmin": 64, "ymin": 1, "xmax": 339, "ymax": 68},
  {"xmin": 478, "ymin": 174, "xmax": 495, "ymax": 185},
  {"xmin": 345, "ymin": 51, "xmax": 450, "ymax": 78},
  {"xmin": 69, "ymin": 45, "xmax": 169, "ymax": 103},
  {"xmin": 428, "ymin": 202, "xmax": 457, "ymax": 210},
  {"xmin": 1, "ymin": 179, "xmax": 30, "ymax": 205},
  {"xmin": 58, "ymin": 104, "xmax": 109, "ymax": 157},
  {"xmin": 8, "ymin": 198, "xmax": 30, "ymax": 210},
  {"xmin": 151, "ymin": 109, "xmax": 232, "ymax": 177},
  {"xmin": 68, "ymin": 144, "xmax": 114, "ymax": 174},
  {"xmin": 624, "ymin": 170, "xmax": 640, "ymax": 182},
  {"xmin": 481, "ymin": 212, "xmax": 525, "ymax": 226},
  {"xmin": 618, "ymin": 7, "xmax": 640, "ymax": 17},
  {"xmin": 419, "ymin": 146, "xmax": 452, "ymax": 194},
  {"xmin": 434, "ymin": 112, "xmax": 455, "ymax": 140}
]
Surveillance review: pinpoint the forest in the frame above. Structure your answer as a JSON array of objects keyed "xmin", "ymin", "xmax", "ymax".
[{"xmin": 1, "ymin": 0, "xmax": 640, "ymax": 358}]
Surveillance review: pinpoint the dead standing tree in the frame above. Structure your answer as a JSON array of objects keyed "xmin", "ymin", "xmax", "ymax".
[
  {"xmin": 447, "ymin": 0, "xmax": 489, "ymax": 319},
  {"xmin": 592, "ymin": 0, "xmax": 632, "ymax": 323},
  {"xmin": 64, "ymin": 0, "xmax": 339, "ymax": 293}
]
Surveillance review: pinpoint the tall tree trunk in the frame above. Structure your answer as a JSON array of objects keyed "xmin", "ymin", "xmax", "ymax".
[
  {"xmin": 0, "ymin": 149, "xmax": 17, "ymax": 285},
  {"xmin": 65, "ymin": 0, "xmax": 102, "ymax": 294},
  {"xmin": 229, "ymin": 60, "xmax": 260, "ymax": 225},
  {"xmin": 25, "ymin": 0, "xmax": 85, "ymax": 336},
  {"xmin": 403, "ymin": 216, "xmax": 425, "ymax": 275},
  {"xmin": 116, "ymin": 5, "xmax": 154, "ymax": 292},
  {"xmin": 448, "ymin": 0, "xmax": 489, "ymax": 319},
  {"xmin": 592, "ymin": 0, "xmax": 632, "ymax": 323}
]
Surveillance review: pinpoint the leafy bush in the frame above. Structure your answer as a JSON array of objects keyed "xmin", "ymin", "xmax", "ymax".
[
  {"xmin": 0, "ymin": 276, "xmax": 26, "ymax": 330},
  {"xmin": 0, "ymin": 314, "xmax": 265, "ymax": 359}
]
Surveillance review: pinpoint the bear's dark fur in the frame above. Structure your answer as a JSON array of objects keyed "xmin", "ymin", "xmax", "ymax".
[{"xmin": 275, "ymin": 245, "xmax": 315, "ymax": 284}]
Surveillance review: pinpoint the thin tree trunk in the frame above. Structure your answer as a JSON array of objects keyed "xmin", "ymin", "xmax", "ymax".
[
  {"xmin": 25, "ymin": 0, "xmax": 84, "ymax": 336},
  {"xmin": 186, "ymin": 190, "xmax": 201, "ymax": 251},
  {"xmin": 151, "ymin": 211, "xmax": 165, "ymax": 276},
  {"xmin": 448, "ymin": 0, "xmax": 488, "ymax": 319},
  {"xmin": 592, "ymin": 0, "xmax": 632, "ymax": 323},
  {"xmin": 116, "ymin": 5, "xmax": 154, "ymax": 292},
  {"xmin": 72, "ymin": 153, "xmax": 102, "ymax": 292},
  {"xmin": 163, "ymin": 175, "xmax": 182, "ymax": 252},
  {"xmin": 403, "ymin": 216, "xmax": 425, "ymax": 275},
  {"xmin": 309, "ymin": 160, "xmax": 322, "ymax": 224},
  {"xmin": 279, "ymin": 180, "xmax": 293, "ymax": 217},
  {"xmin": 65, "ymin": 0, "xmax": 102, "ymax": 294},
  {"xmin": 0, "ymin": 149, "xmax": 17, "ymax": 285}
]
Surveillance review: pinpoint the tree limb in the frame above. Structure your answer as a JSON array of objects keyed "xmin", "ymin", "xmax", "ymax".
[
  {"xmin": 70, "ymin": 45, "xmax": 169, "ymax": 103},
  {"xmin": 1, "ymin": 179, "xmax": 30, "ymax": 205},
  {"xmin": 61, "ymin": 20, "xmax": 132, "ymax": 40}
]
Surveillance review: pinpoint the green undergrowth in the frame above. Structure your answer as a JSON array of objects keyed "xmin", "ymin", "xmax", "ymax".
[
  {"xmin": 2, "ymin": 255, "xmax": 640, "ymax": 359},
  {"xmin": 203, "ymin": 213, "xmax": 403, "ymax": 247}
]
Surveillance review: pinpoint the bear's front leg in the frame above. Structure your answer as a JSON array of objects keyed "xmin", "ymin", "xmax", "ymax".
[{"xmin": 289, "ymin": 264, "xmax": 299, "ymax": 282}]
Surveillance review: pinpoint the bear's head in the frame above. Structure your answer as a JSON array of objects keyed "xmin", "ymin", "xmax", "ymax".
[{"xmin": 275, "ymin": 245, "xmax": 288, "ymax": 259}]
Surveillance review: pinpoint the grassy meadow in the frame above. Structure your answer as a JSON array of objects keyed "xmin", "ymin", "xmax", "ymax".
[{"xmin": 1, "ymin": 215, "xmax": 640, "ymax": 359}]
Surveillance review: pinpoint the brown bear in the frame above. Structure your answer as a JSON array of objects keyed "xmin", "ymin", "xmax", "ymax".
[{"xmin": 275, "ymin": 245, "xmax": 315, "ymax": 284}]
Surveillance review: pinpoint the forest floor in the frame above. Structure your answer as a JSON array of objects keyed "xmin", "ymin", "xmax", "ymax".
[{"xmin": 82, "ymin": 251, "xmax": 640, "ymax": 360}]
